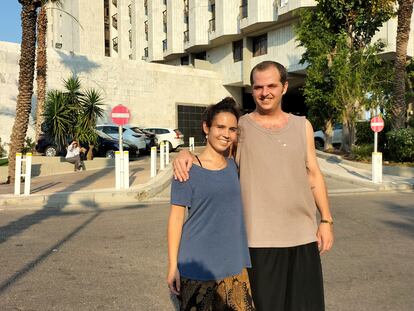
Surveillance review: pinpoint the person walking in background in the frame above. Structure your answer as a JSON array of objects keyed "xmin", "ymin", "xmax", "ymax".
[
  {"xmin": 65, "ymin": 140, "xmax": 86, "ymax": 172},
  {"xmin": 167, "ymin": 97, "xmax": 255, "ymax": 311},
  {"xmin": 173, "ymin": 61, "xmax": 334, "ymax": 311}
]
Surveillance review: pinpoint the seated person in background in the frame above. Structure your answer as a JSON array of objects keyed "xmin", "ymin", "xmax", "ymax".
[{"xmin": 65, "ymin": 140, "xmax": 86, "ymax": 171}]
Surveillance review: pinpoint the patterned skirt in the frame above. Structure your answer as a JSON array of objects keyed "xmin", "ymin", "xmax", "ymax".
[{"xmin": 178, "ymin": 268, "xmax": 256, "ymax": 311}]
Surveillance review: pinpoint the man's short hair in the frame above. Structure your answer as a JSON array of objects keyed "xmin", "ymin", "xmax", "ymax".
[{"xmin": 250, "ymin": 61, "xmax": 288, "ymax": 86}]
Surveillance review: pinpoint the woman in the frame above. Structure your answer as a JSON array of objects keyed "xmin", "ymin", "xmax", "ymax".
[{"xmin": 167, "ymin": 97, "xmax": 255, "ymax": 311}]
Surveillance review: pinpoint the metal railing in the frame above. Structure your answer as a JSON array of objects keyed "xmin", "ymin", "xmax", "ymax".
[
  {"xmin": 112, "ymin": 13, "xmax": 118, "ymax": 30},
  {"xmin": 208, "ymin": 18, "xmax": 215, "ymax": 32},
  {"xmin": 112, "ymin": 37, "xmax": 118, "ymax": 52}
]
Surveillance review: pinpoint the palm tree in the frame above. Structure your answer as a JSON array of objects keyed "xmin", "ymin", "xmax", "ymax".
[
  {"xmin": 392, "ymin": 0, "xmax": 414, "ymax": 129},
  {"xmin": 34, "ymin": 3, "xmax": 47, "ymax": 143},
  {"xmin": 43, "ymin": 77, "xmax": 105, "ymax": 160},
  {"xmin": 7, "ymin": 0, "xmax": 42, "ymax": 184},
  {"xmin": 34, "ymin": 0, "xmax": 82, "ymax": 141}
]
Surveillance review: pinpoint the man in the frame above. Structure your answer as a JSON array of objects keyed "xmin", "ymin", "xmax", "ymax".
[
  {"xmin": 65, "ymin": 140, "xmax": 86, "ymax": 171},
  {"xmin": 174, "ymin": 61, "xmax": 334, "ymax": 310}
]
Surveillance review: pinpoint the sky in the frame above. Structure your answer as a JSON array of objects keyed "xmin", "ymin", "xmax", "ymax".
[{"xmin": 0, "ymin": 1, "xmax": 22, "ymax": 43}]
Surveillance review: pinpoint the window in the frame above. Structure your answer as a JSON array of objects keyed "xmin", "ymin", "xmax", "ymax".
[
  {"xmin": 184, "ymin": 30, "xmax": 189, "ymax": 42},
  {"xmin": 162, "ymin": 39, "xmax": 167, "ymax": 51},
  {"xmin": 194, "ymin": 51, "xmax": 206, "ymax": 60},
  {"xmin": 144, "ymin": 47, "xmax": 148, "ymax": 57},
  {"xmin": 240, "ymin": 0, "xmax": 248, "ymax": 18},
  {"xmin": 181, "ymin": 55, "xmax": 189, "ymax": 65},
  {"xmin": 129, "ymin": 29, "xmax": 132, "ymax": 48},
  {"xmin": 144, "ymin": 20, "xmax": 148, "ymax": 41},
  {"xmin": 128, "ymin": 4, "xmax": 132, "ymax": 23},
  {"xmin": 112, "ymin": 0, "xmax": 117, "ymax": 7},
  {"xmin": 144, "ymin": 0, "xmax": 148, "ymax": 15},
  {"xmin": 233, "ymin": 40, "xmax": 243, "ymax": 62},
  {"xmin": 112, "ymin": 13, "xmax": 118, "ymax": 30},
  {"xmin": 252, "ymin": 34, "xmax": 267, "ymax": 57},
  {"xmin": 112, "ymin": 37, "xmax": 118, "ymax": 52}
]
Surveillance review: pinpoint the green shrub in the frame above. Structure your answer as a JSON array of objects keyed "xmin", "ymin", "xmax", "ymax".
[
  {"xmin": 22, "ymin": 137, "xmax": 35, "ymax": 154},
  {"xmin": 351, "ymin": 144, "xmax": 373, "ymax": 161},
  {"xmin": 386, "ymin": 128, "xmax": 414, "ymax": 162},
  {"xmin": 355, "ymin": 119, "xmax": 390, "ymax": 151}
]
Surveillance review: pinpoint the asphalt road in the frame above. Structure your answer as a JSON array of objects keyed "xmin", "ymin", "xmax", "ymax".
[{"xmin": 0, "ymin": 184, "xmax": 413, "ymax": 310}]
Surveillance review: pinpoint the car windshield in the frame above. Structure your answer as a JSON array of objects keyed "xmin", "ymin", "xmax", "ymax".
[
  {"xmin": 130, "ymin": 127, "xmax": 145, "ymax": 134},
  {"xmin": 96, "ymin": 129, "xmax": 113, "ymax": 140}
]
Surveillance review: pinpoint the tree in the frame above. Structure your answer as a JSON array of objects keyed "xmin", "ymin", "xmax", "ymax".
[
  {"xmin": 34, "ymin": 0, "xmax": 82, "ymax": 141},
  {"xmin": 34, "ymin": 3, "xmax": 47, "ymax": 143},
  {"xmin": 296, "ymin": 0, "xmax": 396, "ymax": 153},
  {"xmin": 42, "ymin": 76, "xmax": 105, "ymax": 159},
  {"xmin": 391, "ymin": 0, "xmax": 414, "ymax": 129},
  {"xmin": 7, "ymin": 0, "xmax": 42, "ymax": 184}
]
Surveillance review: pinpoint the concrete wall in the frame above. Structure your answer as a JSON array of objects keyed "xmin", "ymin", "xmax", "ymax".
[{"xmin": 0, "ymin": 41, "xmax": 230, "ymax": 156}]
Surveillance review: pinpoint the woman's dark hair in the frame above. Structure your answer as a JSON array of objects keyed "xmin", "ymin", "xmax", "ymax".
[{"xmin": 202, "ymin": 97, "xmax": 240, "ymax": 130}]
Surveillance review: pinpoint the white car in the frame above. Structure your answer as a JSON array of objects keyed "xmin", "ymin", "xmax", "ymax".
[
  {"xmin": 313, "ymin": 124, "xmax": 342, "ymax": 149},
  {"xmin": 96, "ymin": 124, "xmax": 147, "ymax": 152},
  {"xmin": 143, "ymin": 127, "xmax": 184, "ymax": 151}
]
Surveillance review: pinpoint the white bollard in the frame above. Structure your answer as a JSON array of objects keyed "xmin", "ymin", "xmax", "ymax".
[
  {"xmin": 372, "ymin": 152, "xmax": 382, "ymax": 183},
  {"xmin": 14, "ymin": 153, "xmax": 22, "ymax": 195},
  {"xmin": 160, "ymin": 141, "xmax": 165, "ymax": 170},
  {"xmin": 151, "ymin": 146, "xmax": 157, "ymax": 177},
  {"xmin": 123, "ymin": 151, "xmax": 129, "ymax": 189},
  {"xmin": 165, "ymin": 142, "xmax": 170, "ymax": 165},
  {"xmin": 189, "ymin": 137, "xmax": 195, "ymax": 152},
  {"xmin": 24, "ymin": 153, "xmax": 32, "ymax": 195},
  {"xmin": 115, "ymin": 151, "xmax": 121, "ymax": 189}
]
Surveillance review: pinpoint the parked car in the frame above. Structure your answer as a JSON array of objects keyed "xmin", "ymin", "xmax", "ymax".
[
  {"xmin": 314, "ymin": 124, "xmax": 342, "ymax": 149},
  {"xmin": 96, "ymin": 124, "xmax": 147, "ymax": 153},
  {"xmin": 142, "ymin": 127, "xmax": 184, "ymax": 151},
  {"xmin": 35, "ymin": 135, "xmax": 68, "ymax": 156},
  {"xmin": 134, "ymin": 127, "xmax": 158, "ymax": 152},
  {"xmin": 35, "ymin": 131, "xmax": 138, "ymax": 159}
]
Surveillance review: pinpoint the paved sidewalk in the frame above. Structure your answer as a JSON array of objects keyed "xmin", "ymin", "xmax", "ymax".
[{"xmin": 0, "ymin": 149, "xmax": 412, "ymax": 208}]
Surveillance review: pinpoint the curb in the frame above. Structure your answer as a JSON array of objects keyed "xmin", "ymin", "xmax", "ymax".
[
  {"xmin": 0, "ymin": 166, "xmax": 173, "ymax": 209},
  {"xmin": 316, "ymin": 150, "xmax": 414, "ymax": 178},
  {"xmin": 321, "ymin": 168, "xmax": 414, "ymax": 192}
]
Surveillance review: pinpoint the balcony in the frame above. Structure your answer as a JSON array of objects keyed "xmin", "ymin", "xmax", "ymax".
[
  {"xmin": 184, "ymin": 30, "xmax": 189, "ymax": 42},
  {"xmin": 112, "ymin": 13, "xmax": 118, "ymax": 30},
  {"xmin": 112, "ymin": 37, "xmax": 118, "ymax": 53},
  {"xmin": 162, "ymin": 39, "xmax": 167, "ymax": 51},
  {"xmin": 208, "ymin": 18, "xmax": 215, "ymax": 33}
]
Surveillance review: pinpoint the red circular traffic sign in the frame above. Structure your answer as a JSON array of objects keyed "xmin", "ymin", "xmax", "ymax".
[
  {"xmin": 370, "ymin": 116, "xmax": 384, "ymax": 133},
  {"xmin": 111, "ymin": 104, "xmax": 130, "ymax": 126}
]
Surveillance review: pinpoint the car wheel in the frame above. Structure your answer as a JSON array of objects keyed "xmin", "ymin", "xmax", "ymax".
[
  {"xmin": 105, "ymin": 150, "xmax": 115, "ymax": 158},
  {"xmin": 45, "ymin": 146, "xmax": 57, "ymax": 157},
  {"xmin": 314, "ymin": 138, "xmax": 324, "ymax": 150}
]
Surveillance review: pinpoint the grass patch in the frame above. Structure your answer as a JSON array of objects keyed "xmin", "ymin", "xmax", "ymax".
[{"xmin": 0, "ymin": 158, "xmax": 8, "ymax": 166}]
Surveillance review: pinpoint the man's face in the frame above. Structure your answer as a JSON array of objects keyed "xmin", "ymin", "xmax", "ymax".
[{"xmin": 251, "ymin": 66, "xmax": 288, "ymax": 114}]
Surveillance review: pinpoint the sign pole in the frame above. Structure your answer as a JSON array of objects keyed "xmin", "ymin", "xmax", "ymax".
[
  {"xmin": 370, "ymin": 116, "xmax": 384, "ymax": 184},
  {"xmin": 111, "ymin": 105, "xmax": 130, "ymax": 190}
]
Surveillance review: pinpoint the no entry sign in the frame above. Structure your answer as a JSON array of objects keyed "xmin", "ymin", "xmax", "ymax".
[
  {"xmin": 111, "ymin": 105, "xmax": 130, "ymax": 126},
  {"xmin": 370, "ymin": 116, "xmax": 384, "ymax": 133}
]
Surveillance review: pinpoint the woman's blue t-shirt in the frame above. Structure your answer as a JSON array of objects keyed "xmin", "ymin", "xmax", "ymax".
[{"xmin": 170, "ymin": 158, "xmax": 251, "ymax": 281}]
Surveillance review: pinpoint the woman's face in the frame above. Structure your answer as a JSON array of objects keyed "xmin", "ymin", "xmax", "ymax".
[{"xmin": 203, "ymin": 112, "xmax": 238, "ymax": 154}]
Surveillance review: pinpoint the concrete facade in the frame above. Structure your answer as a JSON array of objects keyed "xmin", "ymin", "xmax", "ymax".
[
  {"xmin": 46, "ymin": 0, "xmax": 414, "ymax": 89},
  {"xmin": 0, "ymin": 41, "xmax": 231, "ymax": 155}
]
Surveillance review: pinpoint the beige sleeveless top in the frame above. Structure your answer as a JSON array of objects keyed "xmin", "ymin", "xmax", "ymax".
[{"xmin": 236, "ymin": 113, "xmax": 317, "ymax": 247}]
